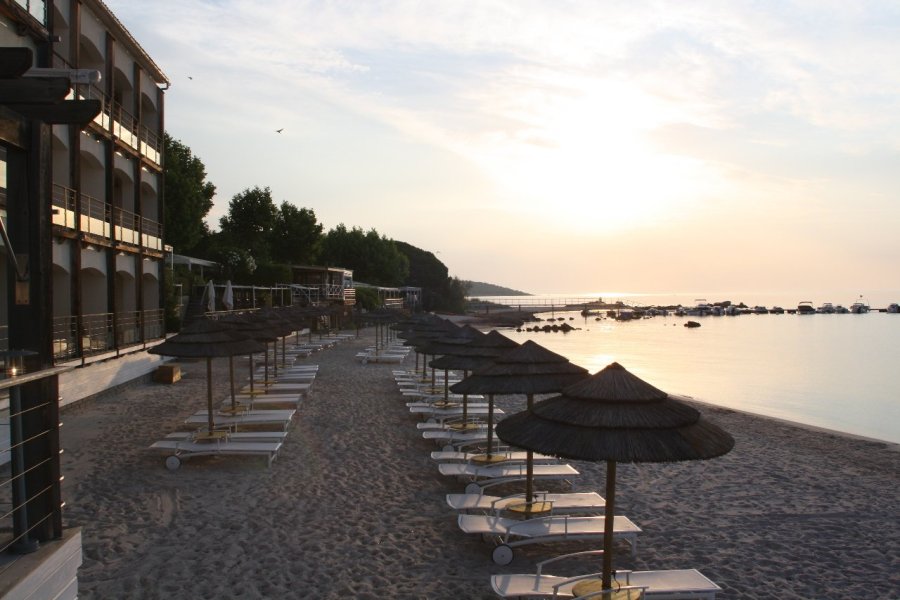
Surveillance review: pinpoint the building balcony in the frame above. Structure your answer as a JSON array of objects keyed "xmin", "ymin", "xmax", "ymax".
[
  {"xmin": 51, "ymin": 309, "xmax": 165, "ymax": 362},
  {"xmin": 52, "ymin": 184, "xmax": 163, "ymax": 251},
  {"xmin": 65, "ymin": 84, "xmax": 162, "ymax": 168}
]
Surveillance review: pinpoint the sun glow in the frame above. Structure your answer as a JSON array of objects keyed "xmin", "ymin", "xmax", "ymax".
[{"xmin": 468, "ymin": 76, "xmax": 704, "ymax": 232}]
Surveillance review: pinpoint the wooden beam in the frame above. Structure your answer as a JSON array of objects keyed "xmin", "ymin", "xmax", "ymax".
[
  {"xmin": 0, "ymin": 48, "xmax": 34, "ymax": 79},
  {"xmin": 5, "ymin": 99, "xmax": 101, "ymax": 125},
  {"xmin": 0, "ymin": 77, "xmax": 71, "ymax": 104}
]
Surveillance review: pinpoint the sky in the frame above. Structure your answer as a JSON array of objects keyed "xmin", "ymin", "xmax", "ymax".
[{"xmin": 106, "ymin": 0, "xmax": 900, "ymax": 301}]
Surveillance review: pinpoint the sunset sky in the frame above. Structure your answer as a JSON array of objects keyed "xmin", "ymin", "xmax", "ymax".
[{"xmin": 107, "ymin": 1, "xmax": 900, "ymax": 301}]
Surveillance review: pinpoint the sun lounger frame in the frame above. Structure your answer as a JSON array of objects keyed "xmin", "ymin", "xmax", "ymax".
[{"xmin": 458, "ymin": 515, "xmax": 640, "ymax": 565}]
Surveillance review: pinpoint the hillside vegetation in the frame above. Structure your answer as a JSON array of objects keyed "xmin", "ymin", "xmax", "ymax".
[{"xmin": 464, "ymin": 281, "xmax": 531, "ymax": 296}]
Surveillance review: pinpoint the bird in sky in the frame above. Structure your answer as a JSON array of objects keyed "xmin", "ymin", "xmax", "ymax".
[{"xmin": 275, "ymin": 128, "xmax": 283, "ymax": 133}]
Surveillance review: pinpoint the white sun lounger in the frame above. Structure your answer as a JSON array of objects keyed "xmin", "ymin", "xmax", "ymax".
[
  {"xmin": 430, "ymin": 450, "xmax": 557, "ymax": 463},
  {"xmin": 411, "ymin": 405, "xmax": 501, "ymax": 418},
  {"xmin": 185, "ymin": 409, "xmax": 295, "ymax": 431},
  {"xmin": 165, "ymin": 430, "xmax": 288, "ymax": 443},
  {"xmin": 439, "ymin": 463, "xmax": 579, "ymax": 494},
  {"xmin": 491, "ymin": 550, "xmax": 720, "ymax": 599},
  {"xmin": 446, "ymin": 491, "xmax": 605, "ymax": 515},
  {"xmin": 149, "ymin": 437, "xmax": 283, "ymax": 470},
  {"xmin": 240, "ymin": 382, "xmax": 312, "ymax": 396},
  {"xmin": 358, "ymin": 352, "xmax": 408, "ymax": 364},
  {"xmin": 228, "ymin": 393, "xmax": 303, "ymax": 407},
  {"xmin": 458, "ymin": 514, "xmax": 641, "ymax": 565},
  {"xmin": 423, "ymin": 429, "xmax": 493, "ymax": 451}
]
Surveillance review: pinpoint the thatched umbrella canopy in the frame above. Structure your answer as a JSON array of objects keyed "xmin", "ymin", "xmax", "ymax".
[
  {"xmin": 425, "ymin": 330, "xmax": 520, "ymax": 432},
  {"xmin": 450, "ymin": 339, "xmax": 589, "ymax": 488},
  {"xmin": 149, "ymin": 319, "xmax": 265, "ymax": 433},
  {"xmin": 402, "ymin": 319, "xmax": 461, "ymax": 381},
  {"xmin": 220, "ymin": 314, "xmax": 278, "ymax": 402},
  {"xmin": 495, "ymin": 361, "xmax": 735, "ymax": 585}
]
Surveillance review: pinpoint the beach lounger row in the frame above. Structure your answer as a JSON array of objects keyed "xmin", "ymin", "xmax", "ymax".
[
  {"xmin": 150, "ymin": 360, "xmax": 323, "ymax": 470},
  {"xmin": 392, "ymin": 363, "xmax": 721, "ymax": 600}
]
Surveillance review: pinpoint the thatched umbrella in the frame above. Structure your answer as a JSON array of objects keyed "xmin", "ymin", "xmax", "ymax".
[
  {"xmin": 149, "ymin": 319, "xmax": 265, "ymax": 434},
  {"xmin": 451, "ymin": 340, "xmax": 588, "ymax": 494},
  {"xmin": 495, "ymin": 362, "xmax": 735, "ymax": 585},
  {"xmin": 402, "ymin": 318, "xmax": 460, "ymax": 385},
  {"xmin": 429, "ymin": 330, "xmax": 520, "ymax": 432},
  {"xmin": 220, "ymin": 314, "xmax": 278, "ymax": 403}
]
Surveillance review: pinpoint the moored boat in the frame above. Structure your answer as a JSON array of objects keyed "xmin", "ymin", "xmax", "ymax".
[
  {"xmin": 888, "ymin": 303, "xmax": 900, "ymax": 314},
  {"xmin": 849, "ymin": 298, "xmax": 870, "ymax": 314},
  {"xmin": 797, "ymin": 301, "xmax": 815, "ymax": 314}
]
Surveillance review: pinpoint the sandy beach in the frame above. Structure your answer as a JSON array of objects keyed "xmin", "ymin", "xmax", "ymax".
[{"xmin": 59, "ymin": 329, "xmax": 900, "ymax": 599}]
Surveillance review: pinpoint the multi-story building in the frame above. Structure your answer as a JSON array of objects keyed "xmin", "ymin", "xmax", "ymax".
[
  {"xmin": 0, "ymin": 2, "xmax": 169, "ymax": 597},
  {"xmin": 2, "ymin": 0, "xmax": 170, "ymax": 364}
]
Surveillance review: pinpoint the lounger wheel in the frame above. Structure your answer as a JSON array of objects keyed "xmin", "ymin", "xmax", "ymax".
[
  {"xmin": 442, "ymin": 444, "xmax": 454, "ymax": 453},
  {"xmin": 465, "ymin": 482, "xmax": 482, "ymax": 495},
  {"xmin": 164, "ymin": 455, "xmax": 181, "ymax": 471},
  {"xmin": 492, "ymin": 544, "xmax": 514, "ymax": 565},
  {"xmin": 426, "ymin": 417, "xmax": 436, "ymax": 424}
]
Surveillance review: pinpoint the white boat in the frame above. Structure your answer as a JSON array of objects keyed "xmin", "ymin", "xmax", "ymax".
[
  {"xmin": 849, "ymin": 298, "xmax": 870, "ymax": 314},
  {"xmin": 753, "ymin": 306, "xmax": 769, "ymax": 314},
  {"xmin": 888, "ymin": 303, "xmax": 900, "ymax": 314},
  {"xmin": 834, "ymin": 305, "xmax": 849, "ymax": 314},
  {"xmin": 816, "ymin": 302, "xmax": 835, "ymax": 314},
  {"xmin": 797, "ymin": 301, "xmax": 815, "ymax": 315},
  {"xmin": 770, "ymin": 306, "xmax": 785, "ymax": 314}
]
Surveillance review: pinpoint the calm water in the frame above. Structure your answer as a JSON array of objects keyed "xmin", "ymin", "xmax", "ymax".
[{"xmin": 486, "ymin": 303, "xmax": 900, "ymax": 444}]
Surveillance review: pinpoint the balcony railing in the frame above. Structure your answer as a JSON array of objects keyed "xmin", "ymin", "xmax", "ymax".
[
  {"xmin": 51, "ymin": 183, "xmax": 163, "ymax": 251},
  {"xmin": 51, "ymin": 309, "xmax": 165, "ymax": 362},
  {"xmin": 55, "ymin": 49, "xmax": 163, "ymax": 168}
]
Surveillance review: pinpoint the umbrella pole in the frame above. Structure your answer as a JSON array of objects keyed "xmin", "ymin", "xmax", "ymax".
[
  {"xmin": 443, "ymin": 369, "xmax": 449, "ymax": 403},
  {"xmin": 486, "ymin": 394, "xmax": 494, "ymax": 458},
  {"xmin": 526, "ymin": 393, "xmax": 534, "ymax": 505},
  {"xmin": 264, "ymin": 342, "xmax": 271, "ymax": 387},
  {"xmin": 602, "ymin": 460, "xmax": 617, "ymax": 591},
  {"xmin": 206, "ymin": 357, "xmax": 214, "ymax": 434},
  {"xmin": 248, "ymin": 353, "xmax": 255, "ymax": 395},
  {"xmin": 229, "ymin": 356, "xmax": 236, "ymax": 410}
]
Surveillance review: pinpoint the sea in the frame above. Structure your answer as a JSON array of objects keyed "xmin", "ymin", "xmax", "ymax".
[{"xmin": 471, "ymin": 292, "xmax": 900, "ymax": 444}]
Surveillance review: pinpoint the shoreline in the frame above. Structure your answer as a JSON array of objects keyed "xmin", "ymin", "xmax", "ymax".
[
  {"xmin": 59, "ymin": 330, "xmax": 899, "ymax": 599},
  {"xmin": 444, "ymin": 312, "xmax": 900, "ymax": 447}
]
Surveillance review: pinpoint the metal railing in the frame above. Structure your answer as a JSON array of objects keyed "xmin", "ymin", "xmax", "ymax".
[
  {"xmin": 51, "ymin": 183, "xmax": 162, "ymax": 251},
  {"xmin": 81, "ymin": 312, "xmax": 113, "ymax": 356},
  {"xmin": 52, "ymin": 310, "xmax": 165, "ymax": 362},
  {"xmin": 51, "ymin": 316, "xmax": 78, "ymax": 361},
  {"xmin": 0, "ymin": 364, "xmax": 71, "ymax": 554}
]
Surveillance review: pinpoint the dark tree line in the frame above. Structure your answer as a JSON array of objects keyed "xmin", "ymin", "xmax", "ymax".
[{"xmin": 163, "ymin": 135, "xmax": 466, "ymax": 310}]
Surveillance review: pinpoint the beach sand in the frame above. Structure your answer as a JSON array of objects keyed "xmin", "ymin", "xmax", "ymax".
[{"xmin": 59, "ymin": 330, "xmax": 900, "ymax": 599}]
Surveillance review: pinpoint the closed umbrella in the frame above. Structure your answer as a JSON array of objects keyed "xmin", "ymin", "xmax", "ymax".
[
  {"xmin": 205, "ymin": 280, "xmax": 216, "ymax": 313},
  {"xmin": 222, "ymin": 280, "xmax": 234, "ymax": 311},
  {"xmin": 495, "ymin": 362, "xmax": 735, "ymax": 586}
]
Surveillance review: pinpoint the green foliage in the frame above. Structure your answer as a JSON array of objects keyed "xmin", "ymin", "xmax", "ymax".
[
  {"xmin": 250, "ymin": 263, "xmax": 293, "ymax": 286},
  {"xmin": 319, "ymin": 224, "xmax": 409, "ymax": 286},
  {"xmin": 218, "ymin": 186, "xmax": 278, "ymax": 264},
  {"xmin": 395, "ymin": 241, "xmax": 468, "ymax": 313},
  {"xmin": 354, "ymin": 286, "xmax": 381, "ymax": 310},
  {"xmin": 217, "ymin": 247, "xmax": 257, "ymax": 280},
  {"xmin": 272, "ymin": 203, "xmax": 322, "ymax": 265},
  {"xmin": 163, "ymin": 134, "xmax": 215, "ymax": 254},
  {"xmin": 162, "ymin": 266, "xmax": 182, "ymax": 332}
]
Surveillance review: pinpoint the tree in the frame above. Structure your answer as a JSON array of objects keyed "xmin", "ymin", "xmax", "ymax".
[
  {"xmin": 319, "ymin": 224, "xmax": 409, "ymax": 286},
  {"xmin": 218, "ymin": 186, "xmax": 278, "ymax": 264},
  {"xmin": 272, "ymin": 202, "xmax": 322, "ymax": 265},
  {"xmin": 395, "ymin": 241, "xmax": 468, "ymax": 312},
  {"xmin": 163, "ymin": 134, "xmax": 215, "ymax": 254}
]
